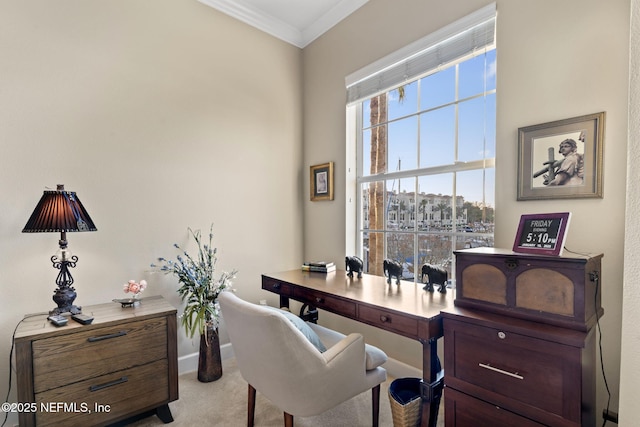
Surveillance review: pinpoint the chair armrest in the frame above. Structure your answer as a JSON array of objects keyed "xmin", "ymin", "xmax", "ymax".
[{"xmin": 321, "ymin": 333, "xmax": 365, "ymax": 367}]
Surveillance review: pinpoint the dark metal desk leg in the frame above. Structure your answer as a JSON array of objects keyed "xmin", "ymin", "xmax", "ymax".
[
  {"xmin": 420, "ymin": 338, "xmax": 444, "ymax": 427},
  {"xmin": 299, "ymin": 304, "xmax": 319, "ymax": 323}
]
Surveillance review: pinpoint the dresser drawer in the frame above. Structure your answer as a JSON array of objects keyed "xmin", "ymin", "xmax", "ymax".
[
  {"xmin": 33, "ymin": 317, "xmax": 168, "ymax": 393},
  {"xmin": 358, "ymin": 305, "xmax": 418, "ymax": 337},
  {"xmin": 444, "ymin": 317, "xmax": 582, "ymax": 422},
  {"xmin": 35, "ymin": 359, "xmax": 169, "ymax": 427},
  {"xmin": 293, "ymin": 287, "xmax": 356, "ymax": 317},
  {"xmin": 445, "ymin": 387, "xmax": 544, "ymax": 427}
]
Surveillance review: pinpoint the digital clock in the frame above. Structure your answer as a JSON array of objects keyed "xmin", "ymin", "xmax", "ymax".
[{"xmin": 513, "ymin": 212, "xmax": 571, "ymax": 256}]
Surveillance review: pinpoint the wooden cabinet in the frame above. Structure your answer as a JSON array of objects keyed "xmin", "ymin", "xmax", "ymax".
[
  {"xmin": 15, "ymin": 296, "xmax": 178, "ymax": 427},
  {"xmin": 454, "ymin": 248, "xmax": 603, "ymax": 331},
  {"xmin": 442, "ymin": 307, "xmax": 597, "ymax": 427}
]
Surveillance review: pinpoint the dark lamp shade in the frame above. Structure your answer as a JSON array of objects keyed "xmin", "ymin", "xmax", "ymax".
[{"xmin": 22, "ymin": 188, "xmax": 97, "ymax": 233}]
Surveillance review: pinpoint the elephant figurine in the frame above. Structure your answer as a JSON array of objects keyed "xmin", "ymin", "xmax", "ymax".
[
  {"xmin": 345, "ymin": 256, "xmax": 363, "ymax": 278},
  {"xmin": 421, "ymin": 263, "xmax": 448, "ymax": 293},
  {"xmin": 383, "ymin": 259, "xmax": 403, "ymax": 285}
]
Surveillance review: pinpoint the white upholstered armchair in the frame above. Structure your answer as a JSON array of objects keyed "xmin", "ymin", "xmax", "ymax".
[{"xmin": 218, "ymin": 291, "xmax": 388, "ymax": 427}]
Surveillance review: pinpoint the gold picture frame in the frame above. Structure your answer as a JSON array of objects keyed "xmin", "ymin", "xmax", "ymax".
[
  {"xmin": 517, "ymin": 112, "xmax": 605, "ymax": 200},
  {"xmin": 310, "ymin": 162, "xmax": 334, "ymax": 201}
]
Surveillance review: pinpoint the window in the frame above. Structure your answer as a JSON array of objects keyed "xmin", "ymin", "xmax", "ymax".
[{"xmin": 346, "ymin": 4, "xmax": 496, "ymax": 284}]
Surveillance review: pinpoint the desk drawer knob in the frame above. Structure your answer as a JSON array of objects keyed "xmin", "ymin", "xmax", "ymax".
[
  {"xmin": 380, "ymin": 315, "xmax": 391, "ymax": 323},
  {"xmin": 315, "ymin": 297, "xmax": 324, "ymax": 304},
  {"xmin": 498, "ymin": 331, "xmax": 506, "ymax": 339},
  {"xmin": 272, "ymin": 283, "xmax": 281, "ymax": 290}
]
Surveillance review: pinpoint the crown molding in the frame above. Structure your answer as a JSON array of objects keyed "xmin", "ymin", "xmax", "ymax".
[
  {"xmin": 302, "ymin": 0, "xmax": 369, "ymax": 47},
  {"xmin": 198, "ymin": 0, "xmax": 368, "ymax": 48}
]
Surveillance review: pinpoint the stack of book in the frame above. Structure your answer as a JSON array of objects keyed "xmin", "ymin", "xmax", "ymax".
[{"xmin": 301, "ymin": 261, "xmax": 336, "ymax": 273}]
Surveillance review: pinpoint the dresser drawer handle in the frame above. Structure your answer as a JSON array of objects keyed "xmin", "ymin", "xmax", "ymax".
[
  {"xmin": 89, "ymin": 376, "xmax": 128, "ymax": 392},
  {"xmin": 478, "ymin": 363, "xmax": 524, "ymax": 380},
  {"xmin": 379, "ymin": 315, "xmax": 391, "ymax": 323},
  {"xmin": 87, "ymin": 330, "xmax": 127, "ymax": 342}
]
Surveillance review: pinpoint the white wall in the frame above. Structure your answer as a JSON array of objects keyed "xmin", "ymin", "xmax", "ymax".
[
  {"xmin": 619, "ymin": 0, "xmax": 640, "ymax": 424},
  {"xmin": 0, "ymin": 1, "xmax": 302, "ymax": 423},
  {"xmin": 303, "ymin": 0, "xmax": 629, "ymax": 419}
]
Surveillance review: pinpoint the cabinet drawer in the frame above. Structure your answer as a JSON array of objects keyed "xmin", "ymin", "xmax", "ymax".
[
  {"xmin": 35, "ymin": 359, "xmax": 169, "ymax": 427},
  {"xmin": 293, "ymin": 288, "xmax": 356, "ymax": 317},
  {"xmin": 358, "ymin": 305, "xmax": 418, "ymax": 337},
  {"xmin": 262, "ymin": 277, "xmax": 293, "ymax": 296},
  {"xmin": 445, "ymin": 387, "xmax": 544, "ymax": 427},
  {"xmin": 33, "ymin": 317, "xmax": 168, "ymax": 393},
  {"xmin": 444, "ymin": 317, "xmax": 581, "ymax": 422}
]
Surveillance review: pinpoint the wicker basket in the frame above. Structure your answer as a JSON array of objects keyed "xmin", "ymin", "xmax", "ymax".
[{"xmin": 388, "ymin": 378, "xmax": 423, "ymax": 427}]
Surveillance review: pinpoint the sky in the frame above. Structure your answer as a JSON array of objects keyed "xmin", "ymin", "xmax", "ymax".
[{"xmin": 361, "ymin": 49, "xmax": 497, "ymax": 208}]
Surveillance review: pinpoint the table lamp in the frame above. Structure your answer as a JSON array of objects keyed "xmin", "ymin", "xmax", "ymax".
[{"xmin": 22, "ymin": 184, "xmax": 97, "ymax": 315}]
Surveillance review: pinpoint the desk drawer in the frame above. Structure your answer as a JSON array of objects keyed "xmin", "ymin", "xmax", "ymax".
[
  {"xmin": 35, "ymin": 359, "xmax": 169, "ymax": 427},
  {"xmin": 33, "ymin": 317, "xmax": 168, "ymax": 393},
  {"xmin": 262, "ymin": 277, "xmax": 293, "ymax": 297},
  {"xmin": 293, "ymin": 288, "xmax": 356, "ymax": 317},
  {"xmin": 444, "ymin": 317, "xmax": 581, "ymax": 422},
  {"xmin": 358, "ymin": 306, "xmax": 418, "ymax": 337}
]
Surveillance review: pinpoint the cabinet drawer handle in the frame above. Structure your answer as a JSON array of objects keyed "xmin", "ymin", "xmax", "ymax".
[
  {"xmin": 478, "ymin": 363, "xmax": 524, "ymax": 380},
  {"xmin": 87, "ymin": 331, "xmax": 127, "ymax": 342},
  {"xmin": 379, "ymin": 315, "xmax": 391, "ymax": 323},
  {"xmin": 89, "ymin": 376, "xmax": 128, "ymax": 392}
]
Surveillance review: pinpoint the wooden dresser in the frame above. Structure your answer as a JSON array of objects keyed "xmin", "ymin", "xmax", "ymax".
[
  {"xmin": 15, "ymin": 295, "xmax": 178, "ymax": 427},
  {"xmin": 443, "ymin": 249, "xmax": 602, "ymax": 426}
]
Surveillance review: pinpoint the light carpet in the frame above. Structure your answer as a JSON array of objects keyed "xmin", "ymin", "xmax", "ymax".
[{"xmin": 128, "ymin": 358, "xmax": 444, "ymax": 427}]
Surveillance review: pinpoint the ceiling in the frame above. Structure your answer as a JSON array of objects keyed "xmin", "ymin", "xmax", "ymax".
[{"xmin": 198, "ymin": 0, "xmax": 369, "ymax": 48}]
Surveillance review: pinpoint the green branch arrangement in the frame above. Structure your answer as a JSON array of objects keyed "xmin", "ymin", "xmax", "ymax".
[{"xmin": 152, "ymin": 225, "xmax": 237, "ymax": 339}]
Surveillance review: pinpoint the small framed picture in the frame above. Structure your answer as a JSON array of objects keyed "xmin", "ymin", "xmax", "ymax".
[
  {"xmin": 517, "ymin": 112, "xmax": 605, "ymax": 200},
  {"xmin": 310, "ymin": 162, "xmax": 334, "ymax": 201},
  {"xmin": 513, "ymin": 212, "xmax": 571, "ymax": 256}
]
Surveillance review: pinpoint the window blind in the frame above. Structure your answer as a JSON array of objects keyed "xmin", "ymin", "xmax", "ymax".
[{"xmin": 345, "ymin": 3, "xmax": 496, "ymax": 104}]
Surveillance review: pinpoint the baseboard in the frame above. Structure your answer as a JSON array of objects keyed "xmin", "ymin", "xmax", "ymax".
[
  {"xmin": 178, "ymin": 342, "xmax": 235, "ymax": 374},
  {"xmin": 178, "ymin": 343, "xmax": 421, "ymax": 380}
]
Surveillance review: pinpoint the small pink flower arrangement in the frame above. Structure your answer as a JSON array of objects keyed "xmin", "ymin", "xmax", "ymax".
[{"xmin": 123, "ymin": 279, "xmax": 147, "ymax": 297}]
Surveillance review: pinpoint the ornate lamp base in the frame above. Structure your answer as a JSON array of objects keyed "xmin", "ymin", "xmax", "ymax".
[
  {"xmin": 49, "ymin": 253, "xmax": 82, "ymax": 315},
  {"xmin": 50, "ymin": 285, "xmax": 82, "ymax": 315}
]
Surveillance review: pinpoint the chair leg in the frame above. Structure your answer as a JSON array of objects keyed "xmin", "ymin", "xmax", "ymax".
[
  {"xmin": 284, "ymin": 412, "xmax": 294, "ymax": 427},
  {"xmin": 248, "ymin": 384, "xmax": 256, "ymax": 427},
  {"xmin": 372, "ymin": 384, "xmax": 381, "ymax": 427}
]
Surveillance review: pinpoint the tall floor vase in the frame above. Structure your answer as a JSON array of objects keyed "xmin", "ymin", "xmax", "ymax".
[{"xmin": 198, "ymin": 326, "xmax": 222, "ymax": 382}]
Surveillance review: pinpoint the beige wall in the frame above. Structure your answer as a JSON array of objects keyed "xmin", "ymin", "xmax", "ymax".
[
  {"xmin": 0, "ymin": 1, "xmax": 302, "ymax": 422},
  {"xmin": 303, "ymin": 0, "xmax": 629, "ymax": 418},
  {"xmin": 1, "ymin": 0, "xmax": 636, "ymax": 423}
]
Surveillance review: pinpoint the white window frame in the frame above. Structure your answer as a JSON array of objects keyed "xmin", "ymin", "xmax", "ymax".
[{"xmin": 345, "ymin": 4, "xmax": 497, "ymax": 282}]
